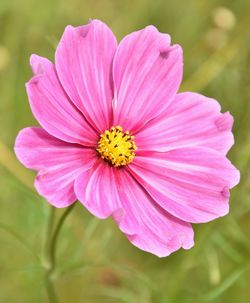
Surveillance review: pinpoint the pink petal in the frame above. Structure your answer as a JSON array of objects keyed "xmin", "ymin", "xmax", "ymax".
[
  {"xmin": 74, "ymin": 160, "xmax": 121, "ymax": 218},
  {"xmin": 129, "ymin": 147, "xmax": 240, "ymax": 223},
  {"xmin": 112, "ymin": 26, "xmax": 183, "ymax": 133},
  {"xmin": 14, "ymin": 127, "xmax": 96, "ymax": 207},
  {"xmin": 55, "ymin": 19, "xmax": 117, "ymax": 133},
  {"xmin": 26, "ymin": 55, "xmax": 98, "ymax": 146},
  {"xmin": 136, "ymin": 92, "xmax": 234, "ymax": 154},
  {"xmin": 74, "ymin": 160, "xmax": 138, "ymax": 234},
  {"xmin": 75, "ymin": 162, "xmax": 194, "ymax": 257}
]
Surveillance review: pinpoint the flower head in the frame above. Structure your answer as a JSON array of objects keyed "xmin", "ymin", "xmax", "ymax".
[{"xmin": 14, "ymin": 20, "xmax": 240, "ymax": 257}]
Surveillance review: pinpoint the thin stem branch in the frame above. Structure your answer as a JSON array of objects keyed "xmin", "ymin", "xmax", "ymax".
[
  {"xmin": 44, "ymin": 206, "xmax": 56, "ymax": 261},
  {"xmin": 43, "ymin": 203, "xmax": 76, "ymax": 303},
  {"xmin": 44, "ymin": 276, "xmax": 58, "ymax": 303},
  {"xmin": 48, "ymin": 204, "xmax": 76, "ymax": 274}
]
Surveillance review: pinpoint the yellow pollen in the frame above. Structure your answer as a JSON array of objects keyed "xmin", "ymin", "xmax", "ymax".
[{"xmin": 97, "ymin": 126, "xmax": 137, "ymax": 167}]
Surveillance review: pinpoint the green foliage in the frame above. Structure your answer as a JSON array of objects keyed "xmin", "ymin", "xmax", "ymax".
[{"xmin": 0, "ymin": 0, "xmax": 250, "ymax": 302}]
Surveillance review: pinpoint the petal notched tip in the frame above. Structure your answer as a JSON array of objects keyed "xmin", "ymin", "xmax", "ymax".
[
  {"xmin": 127, "ymin": 228, "xmax": 194, "ymax": 258},
  {"xmin": 29, "ymin": 54, "xmax": 51, "ymax": 75},
  {"xmin": 63, "ymin": 19, "xmax": 114, "ymax": 40},
  {"xmin": 26, "ymin": 75, "xmax": 41, "ymax": 87},
  {"xmin": 215, "ymin": 111, "xmax": 234, "ymax": 131},
  {"xmin": 221, "ymin": 186, "xmax": 230, "ymax": 199},
  {"xmin": 159, "ymin": 44, "xmax": 183, "ymax": 64},
  {"xmin": 182, "ymin": 236, "xmax": 195, "ymax": 250},
  {"xmin": 27, "ymin": 55, "xmax": 52, "ymax": 86},
  {"xmin": 230, "ymin": 167, "xmax": 240, "ymax": 188}
]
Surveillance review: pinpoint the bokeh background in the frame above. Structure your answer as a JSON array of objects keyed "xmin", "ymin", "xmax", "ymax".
[{"xmin": 1, "ymin": 0, "xmax": 250, "ymax": 302}]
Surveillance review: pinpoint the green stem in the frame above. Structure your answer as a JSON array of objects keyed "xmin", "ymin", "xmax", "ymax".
[{"xmin": 43, "ymin": 203, "xmax": 76, "ymax": 303}]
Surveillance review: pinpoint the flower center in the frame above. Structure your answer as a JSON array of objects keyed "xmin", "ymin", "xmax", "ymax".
[{"xmin": 97, "ymin": 126, "xmax": 137, "ymax": 167}]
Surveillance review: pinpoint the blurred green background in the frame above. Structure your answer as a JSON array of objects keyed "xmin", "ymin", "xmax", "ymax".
[{"xmin": 1, "ymin": 0, "xmax": 250, "ymax": 302}]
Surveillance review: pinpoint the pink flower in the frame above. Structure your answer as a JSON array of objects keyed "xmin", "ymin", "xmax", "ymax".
[{"xmin": 14, "ymin": 20, "xmax": 240, "ymax": 257}]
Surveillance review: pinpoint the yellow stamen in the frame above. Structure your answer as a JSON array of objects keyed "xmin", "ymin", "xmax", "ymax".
[{"xmin": 97, "ymin": 126, "xmax": 137, "ymax": 167}]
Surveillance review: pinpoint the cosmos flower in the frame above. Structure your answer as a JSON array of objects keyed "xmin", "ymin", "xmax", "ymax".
[{"xmin": 14, "ymin": 19, "xmax": 240, "ymax": 257}]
